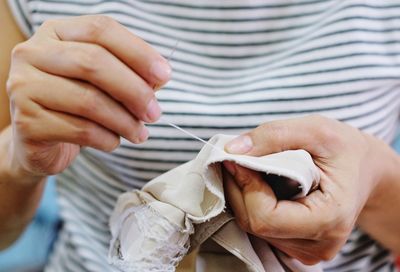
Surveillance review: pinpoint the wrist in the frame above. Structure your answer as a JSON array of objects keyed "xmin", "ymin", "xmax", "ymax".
[
  {"xmin": 362, "ymin": 134, "xmax": 400, "ymax": 210},
  {"xmin": 0, "ymin": 126, "xmax": 47, "ymax": 245},
  {"xmin": 356, "ymin": 135, "xmax": 400, "ymax": 252},
  {"xmin": 0, "ymin": 126, "xmax": 45, "ymax": 184}
]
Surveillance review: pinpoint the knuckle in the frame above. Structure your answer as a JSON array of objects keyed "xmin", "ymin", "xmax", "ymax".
[
  {"xmin": 260, "ymin": 121, "xmax": 286, "ymax": 135},
  {"xmin": 75, "ymin": 123, "xmax": 96, "ymax": 144},
  {"xmin": 40, "ymin": 19, "xmax": 58, "ymax": 29},
  {"xmin": 317, "ymin": 249, "xmax": 336, "ymax": 262},
  {"xmin": 328, "ymin": 221, "xmax": 352, "ymax": 242},
  {"xmin": 312, "ymin": 210, "xmax": 352, "ymax": 242},
  {"xmin": 86, "ymin": 15, "xmax": 114, "ymax": 39},
  {"xmin": 318, "ymin": 126, "xmax": 340, "ymax": 145},
  {"xmin": 123, "ymin": 121, "xmax": 139, "ymax": 139},
  {"xmin": 78, "ymin": 85, "xmax": 100, "ymax": 115},
  {"xmin": 105, "ymin": 136, "xmax": 120, "ymax": 152},
  {"xmin": 9, "ymin": 91, "xmax": 31, "ymax": 116},
  {"xmin": 308, "ymin": 114, "xmax": 327, "ymax": 123},
  {"xmin": 6, "ymin": 75, "xmax": 27, "ymax": 96},
  {"xmin": 11, "ymin": 42, "xmax": 32, "ymax": 60},
  {"xmin": 248, "ymin": 216, "xmax": 268, "ymax": 236},
  {"xmin": 258, "ymin": 121, "xmax": 288, "ymax": 146},
  {"xmin": 74, "ymin": 46, "xmax": 104, "ymax": 76},
  {"xmin": 235, "ymin": 169, "xmax": 252, "ymax": 185},
  {"xmin": 304, "ymin": 245, "xmax": 338, "ymax": 263},
  {"xmin": 12, "ymin": 107, "xmax": 33, "ymax": 136},
  {"xmin": 308, "ymin": 115, "xmax": 343, "ymax": 146},
  {"xmin": 74, "ymin": 123, "xmax": 120, "ymax": 152},
  {"xmin": 311, "ymin": 217, "xmax": 336, "ymax": 240},
  {"xmin": 298, "ymin": 256, "xmax": 320, "ymax": 266}
]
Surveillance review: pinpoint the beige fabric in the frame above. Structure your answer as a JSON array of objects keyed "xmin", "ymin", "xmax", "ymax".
[
  {"xmin": 108, "ymin": 134, "xmax": 322, "ymax": 272},
  {"xmin": 176, "ymin": 249, "xmax": 197, "ymax": 272}
]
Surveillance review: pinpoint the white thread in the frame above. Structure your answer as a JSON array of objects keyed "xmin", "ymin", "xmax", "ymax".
[
  {"xmin": 158, "ymin": 41, "xmax": 223, "ymax": 152},
  {"xmin": 159, "ymin": 117, "xmax": 223, "ymax": 152},
  {"xmin": 167, "ymin": 40, "xmax": 180, "ymax": 62}
]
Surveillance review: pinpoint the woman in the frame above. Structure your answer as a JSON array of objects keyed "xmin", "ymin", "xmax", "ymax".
[{"xmin": 0, "ymin": 0, "xmax": 399, "ymax": 271}]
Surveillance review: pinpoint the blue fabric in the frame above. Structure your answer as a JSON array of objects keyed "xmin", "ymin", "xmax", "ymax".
[{"xmin": 0, "ymin": 177, "xmax": 60, "ymax": 272}]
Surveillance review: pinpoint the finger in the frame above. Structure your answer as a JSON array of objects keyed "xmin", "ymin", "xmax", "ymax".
[
  {"xmin": 25, "ymin": 40, "xmax": 161, "ymax": 123},
  {"xmin": 21, "ymin": 102, "xmax": 120, "ymax": 152},
  {"xmin": 225, "ymin": 115, "xmax": 340, "ymax": 157},
  {"xmin": 222, "ymin": 162, "xmax": 249, "ymax": 230},
  {"xmin": 265, "ymin": 237, "xmax": 323, "ymax": 265},
  {"xmin": 225, "ymin": 163, "xmax": 325, "ymax": 239},
  {"xmin": 266, "ymin": 237, "xmax": 340, "ymax": 264},
  {"xmin": 37, "ymin": 15, "xmax": 171, "ymax": 87},
  {"xmin": 224, "ymin": 162, "xmax": 277, "ymax": 210},
  {"xmin": 26, "ymin": 70, "xmax": 148, "ymax": 143}
]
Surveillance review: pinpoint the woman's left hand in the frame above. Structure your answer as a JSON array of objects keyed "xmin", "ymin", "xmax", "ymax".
[{"xmin": 222, "ymin": 115, "xmax": 393, "ymax": 265}]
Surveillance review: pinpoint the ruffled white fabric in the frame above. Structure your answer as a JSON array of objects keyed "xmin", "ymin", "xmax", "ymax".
[{"xmin": 109, "ymin": 134, "xmax": 322, "ymax": 272}]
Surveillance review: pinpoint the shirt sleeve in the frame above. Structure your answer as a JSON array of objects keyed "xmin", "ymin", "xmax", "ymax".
[{"xmin": 7, "ymin": 0, "xmax": 36, "ymax": 37}]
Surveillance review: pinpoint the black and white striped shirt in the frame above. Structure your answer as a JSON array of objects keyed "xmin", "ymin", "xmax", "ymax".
[{"xmin": 8, "ymin": 0, "xmax": 400, "ymax": 271}]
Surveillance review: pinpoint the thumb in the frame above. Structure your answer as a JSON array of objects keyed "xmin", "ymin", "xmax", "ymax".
[{"xmin": 225, "ymin": 115, "xmax": 332, "ymax": 157}]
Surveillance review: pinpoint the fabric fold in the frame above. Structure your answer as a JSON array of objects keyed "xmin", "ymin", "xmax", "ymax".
[{"xmin": 108, "ymin": 134, "xmax": 322, "ymax": 271}]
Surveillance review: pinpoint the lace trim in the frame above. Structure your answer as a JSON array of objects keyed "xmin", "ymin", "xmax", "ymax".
[{"xmin": 109, "ymin": 205, "xmax": 193, "ymax": 272}]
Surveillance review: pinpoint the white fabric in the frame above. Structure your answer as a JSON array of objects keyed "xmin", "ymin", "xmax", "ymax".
[{"xmin": 109, "ymin": 134, "xmax": 322, "ymax": 271}]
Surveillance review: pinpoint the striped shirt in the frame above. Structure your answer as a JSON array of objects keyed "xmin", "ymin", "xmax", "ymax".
[{"xmin": 8, "ymin": 0, "xmax": 400, "ymax": 271}]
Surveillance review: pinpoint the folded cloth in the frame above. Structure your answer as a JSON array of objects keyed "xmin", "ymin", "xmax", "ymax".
[{"xmin": 108, "ymin": 134, "xmax": 322, "ymax": 272}]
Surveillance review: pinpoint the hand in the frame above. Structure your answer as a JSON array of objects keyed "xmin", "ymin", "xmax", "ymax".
[
  {"xmin": 6, "ymin": 15, "xmax": 171, "ymax": 176},
  {"xmin": 222, "ymin": 115, "xmax": 387, "ymax": 265}
]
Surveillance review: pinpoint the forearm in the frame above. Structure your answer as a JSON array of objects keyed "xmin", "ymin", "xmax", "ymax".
[
  {"xmin": 0, "ymin": 125, "xmax": 46, "ymax": 250},
  {"xmin": 357, "ymin": 137, "xmax": 400, "ymax": 254}
]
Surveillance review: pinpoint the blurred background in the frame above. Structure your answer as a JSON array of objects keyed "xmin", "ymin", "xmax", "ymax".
[{"xmin": 0, "ymin": 177, "xmax": 59, "ymax": 272}]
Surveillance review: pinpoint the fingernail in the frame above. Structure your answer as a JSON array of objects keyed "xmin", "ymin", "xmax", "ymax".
[
  {"xmin": 145, "ymin": 98, "xmax": 162, "ymax": 122},
  {"xmin": 225, "ymin": 135, "xmax": 253, "ymax": 154},
  {"xmin": 223, "ymin": 161, "xmax": 236, "ymax": 175},
  {"xmin": 150, "ymin": 59, "xmax": 171, "ymax": 82},
  {"xmin": 138, "ymin": 126, "xmax": 149, "ymax": 142}
]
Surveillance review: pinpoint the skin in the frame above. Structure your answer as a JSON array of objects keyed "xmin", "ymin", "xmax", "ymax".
[
  {"xmin": 223, "ymin": 115, "xmax": 400, "ymax": 264},
  {"xmin": 0, "ymin": 0, "xmax": 399, "ymax": 266},
  {"xmin": 0, "ymin": 1, "xmax": 170, "ymax": 249}
]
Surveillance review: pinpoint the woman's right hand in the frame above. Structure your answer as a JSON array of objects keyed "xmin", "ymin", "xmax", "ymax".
[{"xmin": 6, "ymin": 15, "xmax": 171, "ymax": 177}]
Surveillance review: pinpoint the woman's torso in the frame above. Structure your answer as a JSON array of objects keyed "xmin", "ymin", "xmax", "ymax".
[{"xmin": 9, "ymin": 0, "xmax": 400, "ymax": 271}]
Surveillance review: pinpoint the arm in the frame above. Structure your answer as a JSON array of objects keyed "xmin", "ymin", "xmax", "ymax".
[
  {"xmin": 357, "ymin": 137, "xmax": 400, "ymax": 253},
  {"xmin": 0, "ymin": 127, "xmax": 46, "ymax": 250},
  {"xmin": 0, "ymin": 0, "xmax": 45, "ymax": 249}
]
